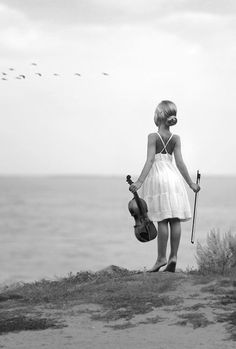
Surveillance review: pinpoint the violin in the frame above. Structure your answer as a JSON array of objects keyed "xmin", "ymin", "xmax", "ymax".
[{"xmin": 126, "ymin": 175, "xmax": 157, "ymax": 242}]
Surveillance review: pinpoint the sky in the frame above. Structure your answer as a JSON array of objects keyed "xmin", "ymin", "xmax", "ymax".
[{"xmin": 0, "ymin": 0, "xmax": 236, "ymax": 176}]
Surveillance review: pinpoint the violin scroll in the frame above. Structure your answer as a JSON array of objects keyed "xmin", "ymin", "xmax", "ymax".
[{"xmin": 126, "ymin": 175, "xmax": 133, "ymax": 186}]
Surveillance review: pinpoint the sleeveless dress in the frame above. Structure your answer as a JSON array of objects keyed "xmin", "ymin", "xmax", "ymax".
[{"xmin": 140, "ymin": 132, "xmax": 192, "ymax": 223}]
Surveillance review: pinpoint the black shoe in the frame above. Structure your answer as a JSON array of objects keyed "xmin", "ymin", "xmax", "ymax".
[{"xmin": 163, "ymin": 261, "xmax": 176, "ymax": 273}]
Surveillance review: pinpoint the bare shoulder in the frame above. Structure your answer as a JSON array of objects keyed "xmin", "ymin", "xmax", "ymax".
[
  {"xmin": 148, "ymin": 132, "xmax": 158, "ymax": 138},
  {"xmin": 172, "ymin": 134, "xmax": 181, "ymax": 145},
  {"xmin": 148, "ymin": 133, "xmax": 158, "ymax": 141}
]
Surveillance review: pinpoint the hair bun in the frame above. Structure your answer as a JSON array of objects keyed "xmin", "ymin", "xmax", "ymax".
[{"xmin": 166, "ymin": 116, "xmax": 177, "ymax": 126}]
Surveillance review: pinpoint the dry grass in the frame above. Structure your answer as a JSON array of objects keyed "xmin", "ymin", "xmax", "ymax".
[
  {"xmin": 196, "ymin": 229, "xmax": 236, "ymax": 275},
  {"xmin": 198, "ymin": 276, "xmax": 236, "ymax": 341},
  {"xmin": 0, "ymin": 311, "xmax": 65, "ymax": 335},
  {"xmin": 217, "ymin": 311, "xmax": 236, "ymax": 341},
  {"xmin": 0, "ymin": 266, "xmax": 184, "ymax": 334},
  {"xmin": 1, "ymin": 264, "xmax": 235, "ymax": 340},
  {"xmin": 174, "ymin": 312, "xmax": 214, "ymax": 329}
]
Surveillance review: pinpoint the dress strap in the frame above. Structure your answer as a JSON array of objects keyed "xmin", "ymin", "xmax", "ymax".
[
  {"xmin": 157, "ymin": 132, "xmax": 173, "ymax": 153},
  {"xmin": 165, "ymin": 134, "xmax": 173, "ymax": 148}
]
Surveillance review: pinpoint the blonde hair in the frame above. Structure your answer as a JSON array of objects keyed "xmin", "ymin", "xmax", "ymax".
[{"xmin": 154, "ymin": 100, "xmax": 177, "ymax": 126}]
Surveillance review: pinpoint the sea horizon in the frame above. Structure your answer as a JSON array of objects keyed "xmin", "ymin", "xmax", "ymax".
[
  {"xmin": 0, "ymin": 173, "xmax": 236, "ymax": 178},
  {"xmin": 0, "ymin": 174, "xmax": 236, "ymax": 285}
]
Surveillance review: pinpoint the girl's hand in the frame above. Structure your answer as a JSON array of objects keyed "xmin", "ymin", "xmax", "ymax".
[
  {"xmin": 129, "ymin": 181, "xmax": 142, "ymax": 193},
  {"xmin": 190, "ymin": 183, "xmax": 201, "ymax": 193}
]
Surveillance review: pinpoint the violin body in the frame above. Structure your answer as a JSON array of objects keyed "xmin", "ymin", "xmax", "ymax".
[
  {"xmin": 126, "ymin": 175, "xmax": 157, "ymax": 243},
  {"xmin": 134, "ymin": 220, "xmax": 157, "ymax": 243}
]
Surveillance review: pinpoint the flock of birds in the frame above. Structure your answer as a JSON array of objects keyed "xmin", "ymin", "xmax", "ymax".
[{"xmin": 1, "ymin": 62, "xmax": 110, "ymax": 81}]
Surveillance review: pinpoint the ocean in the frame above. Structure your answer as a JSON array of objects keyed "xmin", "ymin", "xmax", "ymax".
[{"xmin": 0, "ymin": 175, "xmax": 236, "ymax": 284}]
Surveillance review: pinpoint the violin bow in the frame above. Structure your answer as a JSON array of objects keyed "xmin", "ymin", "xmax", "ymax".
[{"xmin": 191, "ymin": 170, "xmax": 201, "ymax": 244}]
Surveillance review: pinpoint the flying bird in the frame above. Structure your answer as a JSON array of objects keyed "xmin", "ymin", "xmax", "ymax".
[
  {"xmin": 53, "ymin": 73, "xmax": 59, "ymax": 76},
  {"xmin": 19, "ymin": 74, "xmax": 26, "ymax": 79},
  {"xmin": 2, "ymin": 72, "xmax": 7, "ymax": 75},
  {"xmin": 31, "ymin": 63, "xmax": 37, "ymax": 66},
  {"xmin": 35, "ymin": 73, "xmax": 42, "ymax": 76},
  {"xmin": 74, "ymin": 73, "xmax": 81, "ymax": 76},
  {"xmin": 9, "ymin": 68, "xmax": 14, "ymax": 71},
  {"xmin": 1, "ymin": 78, "xmax": 7, "ymax": 80},
  {"xmin": 102, "ymin": 72, "xmax": 109, "ymax": 76}
]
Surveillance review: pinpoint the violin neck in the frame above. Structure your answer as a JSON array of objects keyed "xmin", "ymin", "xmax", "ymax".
[
  {"xmin": 126, "ymin": 175, "xmax": 147, "ymax": 218},
  {"xmin": 133, "ymin": 191, "xmax": 146, "ymax": 217}
]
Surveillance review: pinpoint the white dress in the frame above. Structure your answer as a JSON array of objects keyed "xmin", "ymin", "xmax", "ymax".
[{"xmin": 140, "ymin": 132, "xmax": 192, "ymax": 223}]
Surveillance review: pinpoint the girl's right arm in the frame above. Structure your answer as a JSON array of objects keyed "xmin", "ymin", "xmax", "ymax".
[{"xmin": 173, "ymin": 135, "xmax": 200, "ymax": 193}]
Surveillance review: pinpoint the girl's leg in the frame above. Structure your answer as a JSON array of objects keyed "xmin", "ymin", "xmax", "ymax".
[
  {"xmin": 168, "ymin": 218, "xmax": 181, "ymax": 263},
  {"xmin": 149, "ymin": 219, "xmax": 169, "ymax": 272}
]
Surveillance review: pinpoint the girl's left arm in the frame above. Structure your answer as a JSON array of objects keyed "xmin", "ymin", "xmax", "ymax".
[{"xmin": 129, "ymin": 133, "xmax": 156, "ymax": 193}]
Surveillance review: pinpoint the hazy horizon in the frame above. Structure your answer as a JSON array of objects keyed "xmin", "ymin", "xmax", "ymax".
[{"xmin": 0, "ymin": 172, "xmax": 235, "ymax": 178}]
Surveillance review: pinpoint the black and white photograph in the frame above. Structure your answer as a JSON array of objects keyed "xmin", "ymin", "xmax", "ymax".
[{"xmin": 0, "ymin": 0, "xmax": 236, "ymax": 348}]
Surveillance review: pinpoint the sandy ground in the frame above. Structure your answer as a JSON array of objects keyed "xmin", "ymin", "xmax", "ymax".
[{"xmin": 0, "ymin": 271, "xmax": 235, "ymax": 349}]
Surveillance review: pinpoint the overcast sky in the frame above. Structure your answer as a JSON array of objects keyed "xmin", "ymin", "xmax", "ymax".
[{"xmin": 0, "ymin": 0, "xmax": 236, "ymax": 176}]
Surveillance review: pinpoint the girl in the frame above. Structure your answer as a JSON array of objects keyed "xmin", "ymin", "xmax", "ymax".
[{"xmin": 129, "ymin": 100, "xmax": 200, "ymax": 273}]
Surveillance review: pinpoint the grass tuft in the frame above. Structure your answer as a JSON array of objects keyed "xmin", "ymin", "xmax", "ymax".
[
  {"xmin": 216, "ymin": 311, "xmax": 236, "ymax": 341},
  {"xmin": 0, "ymin": 312, "xmax": 65, "ymax": 335},
  {"xmin": 196, "ymin": 229, "xmax": 236, "ymax": 275},
  {"xmin": 175, "ymin": 312, "xmax": 214, "ymax": 329}
]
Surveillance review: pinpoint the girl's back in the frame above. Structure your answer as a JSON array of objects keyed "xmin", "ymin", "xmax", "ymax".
[{"xmin": 154, "ymin": 132, "xmax": 177, "ymax": 155}]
